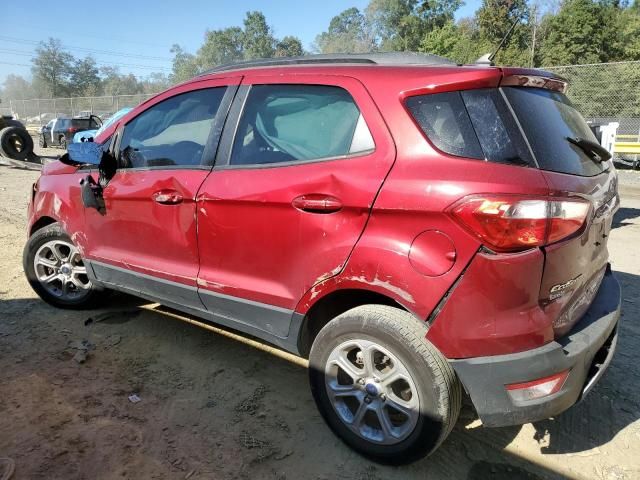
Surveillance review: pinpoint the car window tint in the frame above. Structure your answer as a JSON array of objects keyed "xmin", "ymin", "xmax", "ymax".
[
  {"xmin": 503, "ymin": 87, "xmax": 605, "ymax": 176},
  {"xmin": 461, "ymin": 89, "xmax": 533, "ymax": 166},
  {"xmin": 406, "ymin": 92, "xmax": 483, "ymax": 159},
  {"xmin": 230, "ymin": 84, "xmax": 374, "ymax": 166},
  {"xmin": 119, "ymin": 87, "xmax": 226, "ymax": 168}
]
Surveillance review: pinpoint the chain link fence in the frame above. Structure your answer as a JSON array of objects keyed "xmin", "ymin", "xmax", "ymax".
[
  {"xmin": 4, "ymin": 93, "xmax": 156, "ymax": 128},
  {"xmin": 546, "ymin": 61, "xmax": 640, "ymax": 162}
]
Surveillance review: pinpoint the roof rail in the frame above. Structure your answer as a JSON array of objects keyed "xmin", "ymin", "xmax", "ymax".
[{"xmin": 199, "ymin": 52, "xmax": 455, "ymax": 76}]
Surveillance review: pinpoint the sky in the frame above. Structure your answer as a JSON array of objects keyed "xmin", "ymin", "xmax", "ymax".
[{"xmin": 0, "ymin": 0, "xmax": 481, "ymax": 85}]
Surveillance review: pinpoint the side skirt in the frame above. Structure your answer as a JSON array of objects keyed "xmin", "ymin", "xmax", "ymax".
[{"xmin": 85, "ymin": 260, "xmax": 304, "ymax": 355}]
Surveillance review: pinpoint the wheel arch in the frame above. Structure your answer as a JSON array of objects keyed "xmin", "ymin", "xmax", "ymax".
[
  {"xmin": 29, "ymin": 215, "xmax": 57, "ymax": 236},
  {"xmin": 296, "ymin": 287, "xmax": 414, "ymax": 357}
]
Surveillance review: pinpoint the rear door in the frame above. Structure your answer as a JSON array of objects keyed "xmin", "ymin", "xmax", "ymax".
[
  {"xmin": 502, "ymin": 85, "xmax": 619, "ymax": 337},
  {"xmin": 195, "ymin": 74, "xmax": 396, "ymax": 336},
  {"xmin": 82, "ymin": 78, "xmax": 239, "ymax": 309}
]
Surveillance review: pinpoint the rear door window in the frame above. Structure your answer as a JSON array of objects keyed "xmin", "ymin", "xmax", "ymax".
[
  {"xmin": 406, "ymin": 92, "xmax": 483, "ymax": 159},
  {"xmin": 406, "ymin": 90, "xmax": 533, "ymax": 165},
  {"xmin": 461, "ymin": 89, "xmax": 533, "ymax": 166},
  {"xmin": 230, "ymin": 84, "xmax": 374, "ymax": 166},
  {"xmin": 503, "ymin": 87, "xmax": 606, "ymax": 176}
]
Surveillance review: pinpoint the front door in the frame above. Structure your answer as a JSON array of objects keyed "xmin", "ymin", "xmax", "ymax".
[
  {"xmin": 82, "ymin": 78, "xmax": 239, "ymax": 308},
  {"xmin": 195, "ymin": 74, "xmax": 396, "ymax": 337}
]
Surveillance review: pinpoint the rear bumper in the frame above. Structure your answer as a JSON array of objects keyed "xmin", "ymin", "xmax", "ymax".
[{"xmin": 450, "ymin": 268, "xmax": 621, "ymax": 427}]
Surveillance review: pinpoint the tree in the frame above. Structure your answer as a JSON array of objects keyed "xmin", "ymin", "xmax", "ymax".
[
  {"xmin": 538, "ymin": 0, "xmax": 624, "ymax": 66},
  {"xmin": 0, "ymin": 74, "xmax": 35, "ymax": 101},
  {"xmin": 31, "ymin": 38, "xmax": 74, "ymax": 97},
  {"xmin": 243, "ymin": 11, "xmax": 276, "ymax": 59},
  {"xmin": 368, "ymin": 0, "xmax": 461, "ymax": 51},
  {"xmin": 100, "ymin": 67, "xmax": 142, "ymax": 96},
  {"xmin": 70, "ymin": 57, "xmax": 101, "ymax": 96},
  {"xmin": 198, "ymin": 27, "xmax": 244, "ymax": 68},
  {"xmin": 275, "ymin": 36, "xmax": 304, "ymax": 57},
  {"xmin": 314, "ymin": 7, "xmax": 375, "ymax": 53},
  {"xmin": 170, "ymin": 44, "xmax": 200, "ymax": 83},
  {"xmin": 420, "ymin": 19, "xmax": 481, "ymax": 63},
  {"xmin": 475, "ymin": 0, "xmax": 532, "ymax": 65},
  {"xmin": 141, "ymin": 72, "xmax": 171, "ymax": 94}
]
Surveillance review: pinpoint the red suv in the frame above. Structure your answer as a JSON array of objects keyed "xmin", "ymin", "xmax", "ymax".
[{"xmin": 23, "ymin": 53, "xmax": 621, "ymax": 464}]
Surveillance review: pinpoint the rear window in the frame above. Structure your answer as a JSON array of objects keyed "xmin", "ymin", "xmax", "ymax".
[
  {"xmin": 407, "ymin": 87, "xmax": 606, "ymax": 176},
  {"xmin": 71, "ymin": 119, "xmax": 91, "ymax": 129},
  {"xmin": 503, "ymin": 87, "xmax": 606, "ymax": 176}
]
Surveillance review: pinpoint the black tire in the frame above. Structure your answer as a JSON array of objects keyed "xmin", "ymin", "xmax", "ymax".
[
  {"xmin": 309, "ymin": 305, "xmax": 461, "ymax": 465},
  {"xmin": 4, "ymin": 119, "xmax": 25, "ymax": 129},
  {"xmin": 59, "ymin": 135, "xmax": 67, "ymax": 150},
  {"xmin": 23, "ymin": 222, "xmax": 105, "ymax": 309},
  {"xmin": 0, "ymin": 126, "xmax": 34, "ymax": 160},
  {"xmin": 39, "ymin": 134, "xmax": 47, "ymax": 148}
]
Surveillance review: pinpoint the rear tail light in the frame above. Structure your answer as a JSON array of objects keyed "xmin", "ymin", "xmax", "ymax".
[
  {"xmin": 506, "ymin": 370, "xmax": 569, "ymax": 403},
  {"xmin": 68, "ymin": 127, "xmax": 78, "ymax": 133},
  {"xmin": 449, "ymin": 195, "xmax": 590, "ymax": 252}
]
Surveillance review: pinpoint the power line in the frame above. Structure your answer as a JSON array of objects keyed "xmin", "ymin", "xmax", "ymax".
[
  {"xmin": 0, "ymin": 48, "xmax": 170, "ymax": 71},
  {"xmin": 0, "ymin": 35, "xmax": 173, "ymax": 62},
  {"xmin": 0, "ymin": 61, "xmax": 31, "ymax": 67},
  {"xmin": 10, "ymin": 24, "xmax": 172, "ymax": 50}
]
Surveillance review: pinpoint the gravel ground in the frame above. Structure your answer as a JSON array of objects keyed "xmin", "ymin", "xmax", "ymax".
[{"xmin": 0, "ymin": 158, "xmax": 639, "ymax": 480}]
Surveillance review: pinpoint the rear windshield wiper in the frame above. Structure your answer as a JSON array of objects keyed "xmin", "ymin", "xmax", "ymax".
[{"xmin": 566, "ymin": 136, "xmax": 612, "ymax": 163}]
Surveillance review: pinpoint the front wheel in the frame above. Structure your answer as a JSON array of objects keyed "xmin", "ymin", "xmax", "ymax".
[
  {"xmin": 23, "ymin": 222, "xmax": 104, "ymax": 309},
  {"xmin": 309, "ymin": 305, "xmax": 461, "ymax": 465}
]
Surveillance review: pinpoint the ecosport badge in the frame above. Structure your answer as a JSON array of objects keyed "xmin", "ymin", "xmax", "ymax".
[{"xmin": 550, "ymin": 274, "xmax": 583, "ymax": 296}]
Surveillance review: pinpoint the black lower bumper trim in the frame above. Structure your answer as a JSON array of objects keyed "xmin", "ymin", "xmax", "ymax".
[{"xmin": 450, "ymin": 269, "xmax": 621, "ymax": 427}]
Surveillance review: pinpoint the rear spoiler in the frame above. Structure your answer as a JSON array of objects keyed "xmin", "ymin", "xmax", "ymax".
[{"xmin": 499, "ymin": 68, "xmax": 568, "ymax": 94}]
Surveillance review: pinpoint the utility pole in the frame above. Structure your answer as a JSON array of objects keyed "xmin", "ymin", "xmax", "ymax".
[{"xmin": 530, "ymin": 4, "xmax": 538, "ymax": 68}]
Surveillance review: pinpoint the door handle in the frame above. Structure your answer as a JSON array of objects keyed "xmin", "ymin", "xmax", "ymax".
[
  {"xmin": 292, "ymin": 194, "xmax": 342, "ymax": 213},
  {"xmin": 153, "ymin": 190, "xmax": 183, "ymax": 205}
]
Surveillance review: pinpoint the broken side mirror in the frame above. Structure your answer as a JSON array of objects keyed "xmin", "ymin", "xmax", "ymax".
[
  {"xmin": 80, "ymin": 175, "xmax": 106, "ymax": 215},
  {"xmin": 63, "ymin": 142, "xmax": 118, "ymax": 185}
]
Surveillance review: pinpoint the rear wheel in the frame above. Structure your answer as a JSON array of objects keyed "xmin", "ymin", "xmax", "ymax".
[
  {"xmin": 38, "ymin": 134, "xmax": 47, "ymax": 148},
  {"xmin": 0, "ymin": 126, "xmax": 34, "ymax": 160},
  {"xmin": 59, "ymin": 135, "xmax": 67, "ymax": 150},
  {"xmin": 23, "ymin": 222, "xmax": 104, "ymax": 309},
  {"xmin": 309, "ymin": 305, "xmax": 461, "ymax": 464}
]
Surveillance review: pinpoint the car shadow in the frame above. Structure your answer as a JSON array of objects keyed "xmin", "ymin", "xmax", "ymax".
[{"xmin": 612, "ymin": 206, "xmax": 640, "ymax": 229}]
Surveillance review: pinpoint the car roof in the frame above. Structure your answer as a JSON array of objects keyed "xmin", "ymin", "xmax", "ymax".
[{"xmin": 197, "ymin": 52, "xmax": 457, "ymax": 76}]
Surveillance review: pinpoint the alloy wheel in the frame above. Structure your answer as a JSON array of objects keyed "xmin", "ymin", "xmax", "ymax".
[
  {"xmin": 324, "ymin": 339, "xmax": 420, "ymax": 445},
  {"xmin": 33, "ymin": 240, "xmax": 91, "ymax": 300}
]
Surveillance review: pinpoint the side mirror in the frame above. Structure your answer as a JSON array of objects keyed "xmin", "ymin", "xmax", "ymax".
[
  {"xmin": 62, "ymin": 142, "xmax": 117, "ymax": 184},
  {"xmin": 65, "ymin": 142, "xmax": 103, "ymax": 166},
  {"xmin": 80, "ymin": 175, "xmax": 106, "ymax": 215}
]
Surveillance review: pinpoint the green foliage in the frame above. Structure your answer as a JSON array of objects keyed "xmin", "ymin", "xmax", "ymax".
[
  {"xmin": 31, "ymin": 38, "xmax": 75, "ymax": 97},
  {"xmin": 367, "ymin": 0, "xmax": 461, "ymax": 51},
  {"xmin": 314, "ymin": 7, "xmax": 375, "ymax": 53},
  {"xmin": 242, "ymin": 11, "xmax": 276, "ymax": 59},
  {"xmin": 538, "ymin": 0, "xmax": 625, "ymax": 66},
  {"xmin": 69, "ymin": 57, "xmax": 101, "ymax": 96},
  {"xmin": 172, "ymin": 10, "xmax": 304, "ymax": 78},
  {"xmin": 275, "ymin": 36, "xmax": 304, "ymax": 57}
]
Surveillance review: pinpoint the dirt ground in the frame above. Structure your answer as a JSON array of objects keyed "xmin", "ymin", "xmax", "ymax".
[{"xmin": 1, "ymin": 153, "xmax": 639, "ymax": 480}]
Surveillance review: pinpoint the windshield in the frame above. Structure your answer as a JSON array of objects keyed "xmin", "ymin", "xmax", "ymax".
[{"xmin": 503, "ymin": 87, "xmax": 607, "ymax": 177}]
